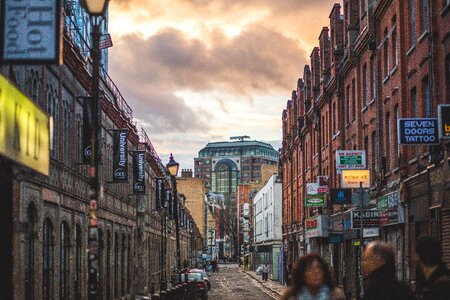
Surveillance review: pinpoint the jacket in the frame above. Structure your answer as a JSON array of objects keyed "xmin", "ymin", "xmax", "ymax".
[
  {"xmin": 416, "ymin": 264, "xmax": 450, "ymax": 300},
  {"xmin": 363, "ymin": 266, "xmax": 415, "ymax": 300}
]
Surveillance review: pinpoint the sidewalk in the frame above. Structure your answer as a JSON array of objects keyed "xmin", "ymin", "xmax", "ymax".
[{"xmin": 242, "ymin": 269, "xmax": 286, "ymax": 297}]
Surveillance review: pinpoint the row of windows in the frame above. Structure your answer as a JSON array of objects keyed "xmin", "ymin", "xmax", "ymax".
[{"xmin": 199, "ymin": 147, "xmax": 278, "ymax": 159}]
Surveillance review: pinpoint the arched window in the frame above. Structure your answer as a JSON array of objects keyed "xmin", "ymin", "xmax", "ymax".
[
  {"xmin": 212, "ymin": 159, "xmax": 238, "ymax": 193},
  {"xmin": 106, "ymin": 231, "xmax": 112, "ymax": 300},
  {"xmin": 121, "ymin": 233, "xmax": 126, "ymax": 296},
  {"xmin": 74, "ymin": 224, "xmax": 82, "ymax": 299},
  {"xmin": 114, "ymin": 232, "xmax": 119, "ymax": 298},
  {"xmin": 60, "ymin": 222, "xmax": 70, "ymax": 300},
  {"xmin": 127, "ymin": 233, "xmax": 131, "ymax": 294},
  {"xmin": 43, "ymin": 218, "xmax": 54, "ymax": 300},
  {"xmin": 98, "ymin": 228, "xmax": 104, "ymax": 299},
  {"xmin": 25, "ymin": 204, "xmax": 37, "ymax": 300}
]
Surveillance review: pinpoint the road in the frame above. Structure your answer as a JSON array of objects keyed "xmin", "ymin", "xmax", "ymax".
[{"xmin": 207, "ymin": 263, "xmax": 278, "ymax": 300}]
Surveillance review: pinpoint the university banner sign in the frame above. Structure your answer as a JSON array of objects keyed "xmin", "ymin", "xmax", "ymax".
[
  {"xmin": 132, "ymin": 151, "xmax": 146, "ymax": 194},
  {"xmin": 0, "ymin": 75, "xmax": 49, "ymax": 175},
  {"xmin": 155, "ymin": 178, "xmax": 165, "ymax": 209},
  {"xmin": 397, "ymin": 118, "xmax": 439, "ymax": 145},
  {"xmin": 438, "ymin": 104, "xmax": 450, "ymax": 139},
  {"xmin": 112, "ymin": 130, "xmax": 128, "ymax": 182},
  {"xmin": 1, "ymin": 0, "xmax": 63, "ymax": 64},
  {"xmin": 336, "ymin": 150, "xmax": 366, "ymax": 170}
]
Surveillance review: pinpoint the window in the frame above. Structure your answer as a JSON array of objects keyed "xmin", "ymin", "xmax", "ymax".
[
  {"xmin": 362, "ymin": 64, "xmax": 368, "ymax": 106},
  {"xmin": 98, "ymin": 229, "xmax": 104, "ymax": 299},
  {"xmin": 386, "ymin": 112, "xmax": 391, "ymax": 168},
  {"xmin": 423, "ymin": 77, "xmax": 430, "ymax": 117},
  {"xmin": 392, "ymin": 18, "xmax": 398, "ymax": 67},
  {"xmin": 106, "ymin": 231, "xmax": 112, "ymax": 300},
  {"xmin": 352, "ymin": 78, "xmax": 356, "ymax": 119},
  {"xmin": 114, "ymin": 232, "xmax": 119, "ymax": 298},
  {"xmin": 412, "ymin": 88, "xmax": 419, "ymax": 156},
  {"xmin": 422, "ymin": 0, "xmax": 427, "ymax": 32},
  {"xmin": 127, "ymin": 234, "xmax": 131, "ymax": 294},
  {"xmin": 121, "ymin": 234, "xmax": 126, "ymax": 296},
  {"xmin": 60, "ymin": 222, "xmax": 70, "ymax": 300},
  {"xmin": 43, "ymin": 218, "xmax": 54, "ymax": 300},
  {"xmin": 384, "ymin": 28, "xmax": 389, "ymax": 76},
  {"xmin": 75, "ymin": 225, "xmax": 83, "ymax": 299},
  {"xmin": 346, "ymin": 85, "xmax": 351, "ymax": 124},
  {"xmin": 25, "ymin": 204, "xmax": 37, "ymax": 300},
  {"xmin": 371, "ymin": 131, "xmax": 377, "ymax": 185},
  {"xmin": 394, "ymin": 105, "xmax": 400, "ymax": 158},
  {"xmin": 370, "ymin": 56, "xmax": 376, "ymax": 100},
  {"xmin": 410, "ymin": 0, "xmax": 416, "ymax": 46},
  {"xmin": 333, "ymin": 102, "xmax": 337, "ymax": 133}
]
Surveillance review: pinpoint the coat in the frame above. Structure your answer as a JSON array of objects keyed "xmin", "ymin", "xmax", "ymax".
[
  {"xmin": 416, "ymin": 264, "xmax": 450, "ymax": 300},
  {"xmin": 363, "ymin": 266, "xmax": 415, "ymax": 300}
]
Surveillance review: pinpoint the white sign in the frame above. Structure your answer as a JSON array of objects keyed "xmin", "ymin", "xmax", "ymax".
[
  {"xmin": 336, "ymin": 150, "xmax": 366, "ymax": 169},
  {"xmin": 306, "ymin": 183, "xmax": 319, "ymax": 195},
  {"xmin": 341, "ymin": 170, "xmax": 371, "ymax": 188},
  {"xmin": 363, "ymin": 228, "xmax": 380, "ymax": 238},
  {"xmin": 2, "ymin": 0, "xmax": 62, "ymax": 63}
]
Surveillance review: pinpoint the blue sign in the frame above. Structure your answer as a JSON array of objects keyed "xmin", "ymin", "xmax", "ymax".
[
  {"xmin": 330, "ymin": 188, "xmax": 352, "ymax": 205},
  {"xmin": 398, "ymin": 118, "xmax": 439, "ymax": 145},
  {"xmin": 329, "ymin": 234, "xmax": 344, "ymax": 244}
]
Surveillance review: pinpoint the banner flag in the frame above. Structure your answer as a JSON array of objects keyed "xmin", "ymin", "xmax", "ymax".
[
  {"xmin": 156, "ymin": 178, "xmax": 165, "ymax": 209},
  {"xmin": 132, "ymin": 151, "xmax": 146, "ymax": 194},
  {"xmin": 112, "ymin": 130, "xmax": 128, "ymax": 182}
]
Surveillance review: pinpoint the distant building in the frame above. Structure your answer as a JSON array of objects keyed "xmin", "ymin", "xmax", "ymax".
[{"xmin": 194, "ymin": 136, "xmax": 279, "ymax": 258}]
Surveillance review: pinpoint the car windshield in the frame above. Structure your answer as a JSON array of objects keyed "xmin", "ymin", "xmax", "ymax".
[
  {"xmin": 182, "ymin": 273, "xmax": 203, "ymax": 282},
  {"xmin": 190, "ymin": 269, "xmax": 207, "ymax": 277}
]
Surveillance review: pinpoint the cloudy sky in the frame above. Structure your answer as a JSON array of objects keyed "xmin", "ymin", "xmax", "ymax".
[{"xmin": 108, "ymin": 0, "xmax": 337, "ymax": 170}]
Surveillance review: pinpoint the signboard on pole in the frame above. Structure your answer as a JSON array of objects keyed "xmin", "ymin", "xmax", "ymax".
[
  {"xmin": 306, "ymin": 183, "xmax": 319, "ymax": 195},
  {"xmin": 336, "ymin": 150, "xmax": 366, "ymax": 170},
  {"xmin": 397, "ymin": 118, "xmax": 439, "ymax": 145},
  {"xmin": 318, "ymin": 176, "xmax": 329, "ymax": 193},
  {"xmin": 1, "ymin": 0, "xmax": 63, "ymax": 64},
  {"xmin": 330, "ymin": 188, "xmax": 352, "ymax": 205},
  {"xmin": 0, "ymin": 75, "xmax": 49, "ymax": 175},
  {"xmin": 112, "ymin": 130, "xmax": 128, "ymax": 182},
  {"xmin": 351, "ymin": 210, "xmax": 381, "ymax": 228},
  {"xmin": 132, "ymin": 151, "xmax": 146, "ymax": 194},
  {"xmin": 438, "ymin": 104, "xmax": 450, "ymax": 140},
  {"xmin": 341, "ymin": 170, "xmax": 370, "ymax": 188}
]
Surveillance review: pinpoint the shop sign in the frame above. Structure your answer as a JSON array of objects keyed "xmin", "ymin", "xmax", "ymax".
[
  {"xmin": 305, "ymin": 216, "xmax": 328, "ymax": 238},
  {"xmin": 305, "ymin": 194, "xmax": 326, "ymax": 207},
  {"xmin": 318, "ymin": 176, "xmax": 329, "ymax": 193},
  {"xmin": 438, "ymin": 104, "xmax": 450, "ymax": 139},
  {"xmin": 329, "ymin": 233, "xmax": 344, "ymax": 244},
  {"xmin": 336, "ymin": 150, "xmax": 366, "ymax": 169},
  {"xmin": 330, "ymin": 188, "xmax": 352, "ymax": 205},
  {"xmin": 1, "ymin": 0, "xmax": 63, "ymax": 64},
  {"xmin": 351, "ymin": 210, "xmax": 381, "ymax": 228},
  {"xmin": 363, "ymin": 228, "xmax": 380, "ymax": 238},
  {"xmin": 378, "ymin": 190, "xmax": 404, "ymax": 225},
  {"xmin": 398, "ymin": 118, "xmax": 439, "ymax": 145},
  {"xmin": 341, "ymin": 169, "xmax": 370, "ymax": 188},
  {"xmin": 306, "ymin": 182, "xmax": 319, "ymax": 195},
  {"xmin": 0, "ymin": 75, "xmax": 49, "ymax": 175}
]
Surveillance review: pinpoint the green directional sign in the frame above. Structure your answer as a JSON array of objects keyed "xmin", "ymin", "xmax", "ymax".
[
  {"xmin": 339, "ymin": 156, "xmax": 362, "ymax": 165},
  {"xmin": 305, "ymin": 194, "xmax": 326, "ymax": 207}
]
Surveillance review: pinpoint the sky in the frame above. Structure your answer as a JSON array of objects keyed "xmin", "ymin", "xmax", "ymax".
[{"xmin": 107, "ymin": 0, "xmax": 337, "ymax": 171}]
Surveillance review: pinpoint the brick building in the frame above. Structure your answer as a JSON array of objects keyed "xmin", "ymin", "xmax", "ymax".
[{"xmin": 281, "ymin": 0, "xmax": 450, "ymax": 298}]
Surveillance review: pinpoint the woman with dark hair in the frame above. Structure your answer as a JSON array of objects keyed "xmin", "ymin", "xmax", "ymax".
[{"xmin": 281, "ymin": 253, "xmax": 344, "ymax": 300}]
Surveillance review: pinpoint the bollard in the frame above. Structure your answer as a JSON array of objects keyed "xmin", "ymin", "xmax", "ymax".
[
  {"xmin": 160, "ymin": 290, "xmax": 167, "ymax": 300},
  {"xmin": 151, "ymin": 293, "xmax": 160, "ymax": 300}
]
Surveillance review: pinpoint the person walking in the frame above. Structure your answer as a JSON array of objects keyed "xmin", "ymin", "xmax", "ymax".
[
  {"xmin": 280, "ymin": 253, "xmax": 344, "ymax": 300},
  {"xmin": 415, "ymin": 236, "xmax": 450, "ymax": 300},
  {"xmin": 361, "ymin": 241, "xmax": 414, "ymax": 300},
  {"xmin": 262, "ymin": 264, "xmax": 269, "ymax": 281}
]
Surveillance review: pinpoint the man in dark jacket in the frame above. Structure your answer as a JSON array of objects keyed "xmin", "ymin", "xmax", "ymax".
[
  {"xmin": 362, "ymin": 241, "xmax": 415, "ymax": 300},
  {"xmin": 415, "ymin": 236, "xmax": 450, "ymax": 300}
]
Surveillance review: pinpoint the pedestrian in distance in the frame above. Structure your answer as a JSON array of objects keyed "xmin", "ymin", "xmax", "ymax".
[
  {"xmin": 415, "ymin": 235, "xmax": 450, "ymax": 300},
  {"xmin": 280, "ymin": 253, "xmax": 344, "ymax": 300},
  {"xmin": 361, "ymin": 241, "xmax": 414, "ymax": 300},
  {"xmin": 262, "ymin": 264, "xmax": 269, "ymax": 281}
]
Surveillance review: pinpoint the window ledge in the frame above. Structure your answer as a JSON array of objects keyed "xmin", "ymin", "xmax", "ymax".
[
  {"xmin": 383, "ymin": 75, "xmax": 390, "ymax": 84},
  {"xmin": 390, "ymin": 65, "xmax": 398, "ymax": 76},
  {"xmin": 441, "ymin": 3, "xmax": 450, "ymax": 16},
  {"xmin": 369, "ymin": 98, "xmax": 376, "ymax": 107},
  {"xmin": 361, "ymin": 105, "xmax": 368, "ymax": 113},
  {"xmin": 406, "ymin": 45, "xmax": 416, "ymax": 57},
  {"xmin": 418, "ymin": 31, "xmax": 428, "ymax": 43}
]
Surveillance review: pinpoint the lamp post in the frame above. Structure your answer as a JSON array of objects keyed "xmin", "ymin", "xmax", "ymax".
[
  {"xmin": 80, "ymin": 1, "xmax": 109, "ymax": 299},
  {"xmin": 166, "ymin": 154, "xmax": 181, "ymax": 283}
]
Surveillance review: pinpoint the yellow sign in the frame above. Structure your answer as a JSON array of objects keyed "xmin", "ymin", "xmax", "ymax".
[
  {"xmin": 341, "ymin": 169, "xmax": 370, "ymax": 188},
  {"xmin": 0, "ymin": 75, "xmax": 49, "ymax": 175}
]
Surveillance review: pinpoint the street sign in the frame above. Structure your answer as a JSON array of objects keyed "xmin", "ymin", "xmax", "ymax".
[
  {"xmin": 341, "ymin": 170, "xmax": 370, "ymax": 188},
  {"xmin": 397, "ymin": 118, "xmax": 439, "ymax": 145},
  {"xmin": 330, "ymin": 188, "xmax": 352, "ymax": 205},
  {"xmin": 0, "ymin": 75, "xmax": 50, "ymax": 175},
  {"xmin": 305, "ymin": 194, "xmax": 326, "ymax": 207},
  {"xmin": 438, "ymin": 104, "xmax": 450, "ymax": 139},
  {"xmin": 336, "ymin": 150, "xmax": 366, "ymax": 170}
]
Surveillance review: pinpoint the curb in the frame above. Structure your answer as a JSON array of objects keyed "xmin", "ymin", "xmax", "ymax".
[{"xmin": 241, "ymin": 270, "xmax": 283, "ymax": 296}]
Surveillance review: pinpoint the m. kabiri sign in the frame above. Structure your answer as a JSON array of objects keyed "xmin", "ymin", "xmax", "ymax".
[
  {"xmin": 0, "ymin": 75, "xmax": 49, "ymax": 175},
  {"xmin": 1, "ymin": 0, "xmax": 63, "ymax": 64}
]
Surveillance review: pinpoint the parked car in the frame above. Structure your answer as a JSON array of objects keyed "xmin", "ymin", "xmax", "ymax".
[
  {"xmin": 255, "ymin": 265, "xmax": 263, "ymax": 275},
  {"xmin": 181, "ymin": 272, "xmax": 208, "ymax": 300},
  {"xmin": 190, "ymin": 268, "xmax": 211, "ymax": 291}
]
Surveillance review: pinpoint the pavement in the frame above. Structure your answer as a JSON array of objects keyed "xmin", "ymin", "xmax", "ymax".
[{"xmin": 241, "ymin": 269, "xmax": 286, "ymax": 297}]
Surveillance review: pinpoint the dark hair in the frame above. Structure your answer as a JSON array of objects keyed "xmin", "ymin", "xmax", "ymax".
[
  {"xmin": 289, "ymin": 253, "xmax": 334, "ymax": 296},
  {"xmin": 366, "ymin": 241, "xmax": 396, "ymax": 277},
  {"xmin": 416, "ymin": 236, "xmax": 442, "ymax": 266}
]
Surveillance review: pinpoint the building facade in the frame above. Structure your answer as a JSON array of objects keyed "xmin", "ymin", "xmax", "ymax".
[{"xmin": 281, "ymin": 0, "xmax": 450, "ymax": 299}]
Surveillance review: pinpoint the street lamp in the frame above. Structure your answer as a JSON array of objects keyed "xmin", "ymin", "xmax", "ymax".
[
  {"xmin": 80, "ymin": 0, "xmax": 109, "ymax": 299},
  {"xmin": 166, "ymin": 153, "xmax": 182, "ymax": 283}
]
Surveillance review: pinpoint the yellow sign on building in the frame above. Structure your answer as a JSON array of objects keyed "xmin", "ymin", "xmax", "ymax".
[
  {"xmin": 0, "ymin": 75, "xmax": 49, "ymax": 175},
  {"xmin": 341, "ymin": 169, "xmax": 370, "ymax": 188}
]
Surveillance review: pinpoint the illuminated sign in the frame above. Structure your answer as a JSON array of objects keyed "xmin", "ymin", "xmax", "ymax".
[
  {"xmin": 397, "ymin": 118, "xmax": 439, "ymax": 145},
  {"xmin": 341, "ymin": 169, "xmax": 370, "ymax": 188},
  {"xmin": 1, "ymin": 0, "xmax": 63, "ymax": 64},
  {"xmin": 438, "ymin": 104, "xmax": 450, "ymax": 140},
  {"xmin": 0, "ymin": 75, "xmax": 49, "ymax": 175}
]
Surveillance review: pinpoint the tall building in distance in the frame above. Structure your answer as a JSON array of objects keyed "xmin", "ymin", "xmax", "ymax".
[{"xmin": 194, "ymin": 136, "xmax": 279, "ymax": 258}]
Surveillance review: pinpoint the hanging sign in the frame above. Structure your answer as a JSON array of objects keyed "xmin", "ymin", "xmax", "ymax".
[
  {"xmin": 305, "ymin": 194, "xmax": 326, "ymax": 207},
  {"xmin": 330, "ymin": 188, "xmax": 352, "ymax": 205},
  {"xmin": 1, "ymin": 0, "xmax": 63, "ymax": 64},
  {"xmin": 438, "ymin": 104, "xmax": 450, "ymax": 140},
  {"xmin": 341, "ymin": 169, "xmax": 370, "ymax": 188},
  {"xmin": 155, "ymin": 178, "xmax": 165, "ymax": 209},
  {"xmin": 397, "ymin": 118, "xmax": 439, "ymax": 145},
  {"xmin": 112, "ymin": 130, "xmax": 128, "ymax": 182},
  {"xmin": 336, "ymin": 150, "xmax": 366, "ymax": 170},
  {"xmin": 132, "ymin": 151, "xmax": 146, "ymax": 194},
  {"xmin": 306, "ymin": 183, "xmax": 319, "ymax": 195},
  {"xmin": 0, "ymin": 75, "xmax": 49, "ymax": 175}
]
